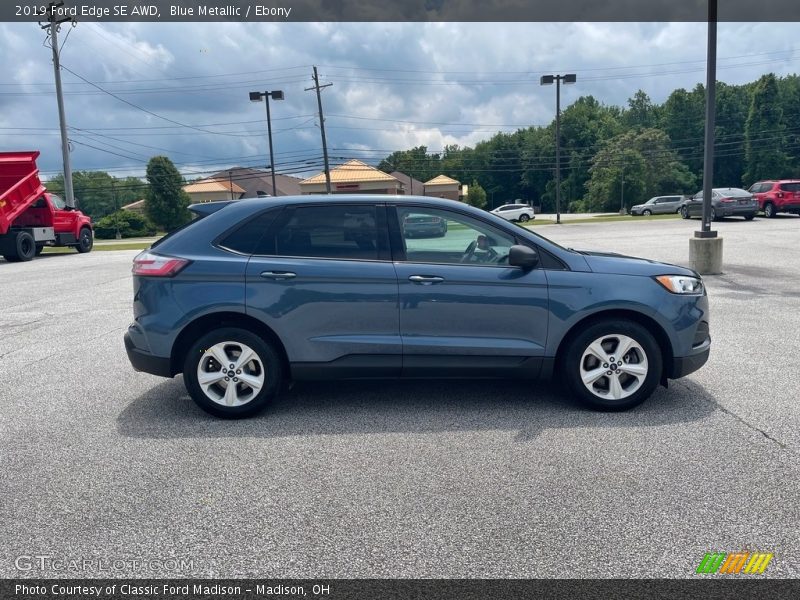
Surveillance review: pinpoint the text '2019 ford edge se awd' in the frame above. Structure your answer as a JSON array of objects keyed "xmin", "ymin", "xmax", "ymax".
[{"xmin": 124, "ymin": 195, "xmax": 710, "ymax": 418}]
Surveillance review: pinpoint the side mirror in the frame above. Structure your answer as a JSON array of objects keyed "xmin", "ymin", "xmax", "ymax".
[{"xmin": 509, "ymin": 244, "xmax": 539, "ymax": 269}]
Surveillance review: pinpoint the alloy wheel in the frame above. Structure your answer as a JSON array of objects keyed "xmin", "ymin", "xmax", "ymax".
[
  {"xmin": 579, "ymin": 334, "xmax": 649, "ymax": 401},
  {"xmin": 196, "ymin": 341, "xmax": 266, "ymax": 407}
]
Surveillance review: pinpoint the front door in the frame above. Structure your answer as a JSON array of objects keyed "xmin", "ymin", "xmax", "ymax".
[{"xmin": 390, "ymin": 205, "xmax": 550, "ymax": 378}]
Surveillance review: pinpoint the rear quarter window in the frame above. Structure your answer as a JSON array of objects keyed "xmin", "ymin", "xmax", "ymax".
[
  {"xmin": 217, "ymin": 209, "xmax": 281, "ymax": 255},
  {"xmin": 780, "ymin": 183, "xmax": 800, "ymax": 192}
]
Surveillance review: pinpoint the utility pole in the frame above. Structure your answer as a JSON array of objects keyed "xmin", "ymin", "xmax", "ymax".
[
  {"xmin": 111, "ymin": 179, "xmax": 120, "ymax": 239},
  {"xmin": 619, "ymin": 162, "xmax": 626, "ymax": 215},
  {"xmin": 228, "ymin": 170, "xmax": 234, "ymax": 200},
  {"xmin": 42, "ymin": 1, "xmax": 76, "ymax": 208},
  {"xmin": 306, "ymin": 67, "xmax": 332, "ymax": 194}
]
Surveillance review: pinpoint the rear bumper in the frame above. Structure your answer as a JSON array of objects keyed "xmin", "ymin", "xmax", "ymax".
[
  {"xmin": 719, "ymin": 205, "xmax": 757, "ymax": 216},
  {"xmin": 124, "ymin": 331, "xmax": 172, "ymax": 378}
]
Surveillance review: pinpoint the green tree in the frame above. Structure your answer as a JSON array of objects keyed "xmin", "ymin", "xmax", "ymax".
[
  {"xmin": 743, "ymin": 73, "xmax": 788, "ymax": 185},
  {"xmin": 144, "ymin": 156, "xmax": 191, "ymax": 231},
  {"xmin": 465, "ymin": 179, "xmax": 487, "ymax": 209},
  {"xmin": 624, "ymin": 90, "xmax": 659, "ymax": 130},
  {"xmin": 586, "ymin": 129, "xmax": 696, "ymax": 212}
]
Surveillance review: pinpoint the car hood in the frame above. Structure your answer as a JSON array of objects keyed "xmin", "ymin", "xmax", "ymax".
[{"xmin": 577, "ymin": 250, "xmax": 697, "ymax": 277}]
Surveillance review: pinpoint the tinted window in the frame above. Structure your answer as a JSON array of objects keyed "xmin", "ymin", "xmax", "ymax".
[
  {"xmin": 498, "ymin": 206, "xmax": 513, "ymax": 211},
  {"xmin": 396, "ymin": 206, "xmax": 515, "ymax": 267},
  {"xmin": 780, "ymin": 183, "xmax": 800, "ymax": 192},
  {"xmin": 266, "ymin": 205, "xmax": 379, "ymax": 260},
  {"xmin": 219, "ymin": 209, "xmax": 280, "ymax": 255}
]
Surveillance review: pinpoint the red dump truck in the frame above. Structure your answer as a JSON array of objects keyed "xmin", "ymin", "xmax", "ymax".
[{"xmin": 0, "ymin": 151, "xmax": 93, "ymax": 262}]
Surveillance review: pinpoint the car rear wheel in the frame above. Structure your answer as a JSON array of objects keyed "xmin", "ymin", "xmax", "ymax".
[
  {"xmin": 561, "ymin": 320, "xmax": 662, "ymax": 411},
  {"xmin": 183, "ymin": 327, "xmax": 282, "ymax": 418},
  {"xmin": 764, "ymin": 202, "xmax": 776, "ymax": 218},
  {"xmin": 642, "ymin": 209, "xmax": 651, "ymax": 216},
  {"xmin": 518, "ymin": 214, "xmax": 530, "ymax": 222},
  {"xmin": 2, "ymin": 231, "xmax": 36, "ymax": 262},
  {"xmin": 680, "ymin": 206, "xmax": 690, "ymax": 219},
  {"xmin": 711, "ymin": 207, "xmax": 719, "ymax": 221}
]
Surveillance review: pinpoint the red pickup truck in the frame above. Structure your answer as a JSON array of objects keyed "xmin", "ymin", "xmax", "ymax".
[
  {"xmin": 0, "ymin": 151, "xmax": 93, "ymax": 262},
  {"xmin": 748, "ymin": 180, "xmax": 800, "ymax": 218}
]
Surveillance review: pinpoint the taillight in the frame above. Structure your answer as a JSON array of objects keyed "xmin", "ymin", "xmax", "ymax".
[
  {"xmin": 720, "ymin": 197, "xmax": 734, "ymax": 203},
  {"xmin": 132, "ymin": 251, "xmax": 189, "ymax": 277},
  {"xmin": 777, "ymin": 192, "xmax": 784, "ymax": 198}
]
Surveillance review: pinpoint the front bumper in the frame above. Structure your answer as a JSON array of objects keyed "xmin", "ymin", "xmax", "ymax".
[
  {"xmin": 124, "ymin": 331, "xmax": 172, "ymax": 378},
  {"xmin": 672, "ymin": 348, "xmax": 710, "ymax": 378}
]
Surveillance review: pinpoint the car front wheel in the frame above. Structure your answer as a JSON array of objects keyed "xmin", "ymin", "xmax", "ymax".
[
  {"xmin": 643, "ymin": 209, "xmax": 651, "ymax": 216},
  {"xmin": 76, "ymin": 227, "xmax": 93, "ymax": 253},
  {"xmin": 680, "ymin": 206, "xmax": 690, "ymax": 219},
  {"xmin": 183, "ymin": 327, "xmax": 282, "ymax": 418},
  {"xmin": 561, "ymin": 320, "xmax": 662, "ymax": 411}
]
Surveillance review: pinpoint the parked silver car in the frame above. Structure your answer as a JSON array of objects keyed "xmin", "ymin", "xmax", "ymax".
[{"xmin": 630, "ymin": 195, "xmax": 686, "ymax": 216}]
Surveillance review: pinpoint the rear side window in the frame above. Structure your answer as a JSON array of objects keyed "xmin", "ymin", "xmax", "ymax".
[
  {"xmin": 218, "ymin": 209, "xmax": 280, "ymax": 255},
  {"xmin": 780, "ymin": 183, "xmax": 800, "ymax": 192},
  {"xmin": 260, "ymin": 205, "xmax": 380, "ymax": 261}
]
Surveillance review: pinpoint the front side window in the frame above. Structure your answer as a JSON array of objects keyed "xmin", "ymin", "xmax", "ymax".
[
  {"xmin": 268, "ymin": 205, "xmax": 379, "ymax": 260},
  {"xmin": 49, "ymin": 194, "xmax": 66, "ymax": 209},
  {"xmin": 396, "ymin": 206, "xmax": 515, "ymax": 266}
]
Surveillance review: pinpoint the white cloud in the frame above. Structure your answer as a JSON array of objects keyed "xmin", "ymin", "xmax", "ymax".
[{"xmin": 1, "ymin": 21, "xmax": 798, "ymax": 179}]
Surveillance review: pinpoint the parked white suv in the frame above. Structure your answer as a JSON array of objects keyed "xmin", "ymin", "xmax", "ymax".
[{"xmin": 491, "ymin": 203, "xmax": 535, "ymax": 222}]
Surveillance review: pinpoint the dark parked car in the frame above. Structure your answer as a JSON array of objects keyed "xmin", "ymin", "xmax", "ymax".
[
  {"xmin": 679, "ymin": 188, "xmax": 757, "ymax": 221},
  {"xmin": 125, "ymin": 196, "xmax": 710, "ymax": 418},
  {"xmin": 630, "ymin": 195, "xmax": 686, "ymax": 216},
  {"xmin": 402, "ymin": 213, "xmax": 448, "ymax": 237},
  {"xmin": 747, "ymin": 180, "xmax": 800, "ymax": 218}
]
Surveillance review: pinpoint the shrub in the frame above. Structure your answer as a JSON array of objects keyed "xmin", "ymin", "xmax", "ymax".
[{"xmin": 94, "ymin": 210, "xmax": 157, "ymax": 239}]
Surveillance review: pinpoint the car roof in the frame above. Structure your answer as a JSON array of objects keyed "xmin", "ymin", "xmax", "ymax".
[{"xmin": 225, "ymin": 194, "xmax": 478, "ymax": 210}]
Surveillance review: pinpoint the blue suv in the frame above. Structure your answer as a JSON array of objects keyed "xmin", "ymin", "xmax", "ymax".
[{"xmin": 124, "ymin": 196, "xmax": 710, "ymax": 418}]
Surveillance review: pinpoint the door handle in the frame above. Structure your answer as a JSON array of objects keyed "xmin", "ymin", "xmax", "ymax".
[
  {"xmin": 261, "ymin": 271, "xmax": 297, "ymax": 280},
  {"xmin": 408, "ymin": 275, "xmax": 444, "ymax": 285}
]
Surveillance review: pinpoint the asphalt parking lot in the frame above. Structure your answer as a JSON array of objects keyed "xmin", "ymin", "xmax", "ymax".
[{"xmin": 0, "ymin": 215, "xmax": 798, "ymax": 579}]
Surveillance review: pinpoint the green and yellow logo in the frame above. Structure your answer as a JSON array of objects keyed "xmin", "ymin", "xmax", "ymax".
[{"xmin": 696, "ymin": 552, "xmax": 773, "ymax": 574}]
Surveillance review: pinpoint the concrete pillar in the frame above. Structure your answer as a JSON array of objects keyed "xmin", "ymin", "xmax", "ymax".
[{"xmin": 689, "ymin": 235, "xmax": 723, "ymax": 275}]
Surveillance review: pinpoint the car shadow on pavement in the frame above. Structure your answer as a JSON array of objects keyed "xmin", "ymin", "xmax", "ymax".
[{"xmin": 116, "ymin": 377, "xmax": 716, "ymax": 441}]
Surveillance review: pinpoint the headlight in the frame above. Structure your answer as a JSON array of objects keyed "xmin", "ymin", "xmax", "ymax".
[{"xmin": 655, "ymin": 275, "xmax": 704, "ymax": 294}]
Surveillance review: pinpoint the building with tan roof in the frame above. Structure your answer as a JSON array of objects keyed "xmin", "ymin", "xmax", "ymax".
[
  {"xmin": 183, "ymin": 177, "xmax": 246, "ymax": 204},
  {"xmin": 423, "ymin": 174, "xmax": 462, "ymax": 201},
  {"xmin": 300, "ymin": 160, "xmax": 403, "ymax": 195}
]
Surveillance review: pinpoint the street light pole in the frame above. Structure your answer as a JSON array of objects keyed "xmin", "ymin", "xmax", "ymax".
[
  {"xmin": 249, "ymin": 89, "xmax": 284, "ymax": 196},
  {"xmin": 540, "ymin": 73, "xmax": 576, "ymax": 224}
]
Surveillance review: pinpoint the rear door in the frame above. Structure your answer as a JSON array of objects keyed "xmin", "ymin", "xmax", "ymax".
[
  {"xmin": 389, "ymin": 204, "xmax": 550, "ymax": 378},
  {"xmin": 244, "ymin": 203, "xmax": 401, "ymax": 376}
]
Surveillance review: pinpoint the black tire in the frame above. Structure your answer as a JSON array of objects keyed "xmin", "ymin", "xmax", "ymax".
[
  {"xmin": 183, "ymin": 327, "xmax": 282, "ymax": 419},
  {"xmin": 711, "ymin": 207, "xmax": 719, "ymax": 221},
  {"xmin": 561, "ymin": 319, "xmax": 662, "ymax": 411},
  {"xmin": 744, "ymin": 213, "xmax": 756, "ymax": 221},
  {"xmin": 35, "ymin": 244, "xmax": 45, "ymax": 256},
  {"xmin": 764, "ymin": 202, "xmax": 776, "ymax": 218},
  {"xmin": 642, "ymin": 209, "xmax": 652, "ymax": 216},
  {"xmin": 76, "ymin": 227, "xmax": 93, "ymax": 253},
  {"xmin": 3, "ymin": 231, "xmax": 36, "ymax": 262},
  {"xmin": 680, "ymin": 206, "xmax": 690, "ymax": 219},
  {"xmin": 518, "ymin": 214, "xmax": 530, "ymax": 222}
]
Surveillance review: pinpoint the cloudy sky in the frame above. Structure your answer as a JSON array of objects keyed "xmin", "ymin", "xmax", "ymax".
[{"xmin": 1, "ymin": 21, "xmax": 799, "ymax": 181}]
